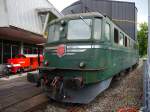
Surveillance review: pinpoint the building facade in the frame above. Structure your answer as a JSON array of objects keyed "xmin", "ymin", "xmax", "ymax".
[{"xmin": 0, "ymin": 0, "xmax": 62, "ymax": 64}]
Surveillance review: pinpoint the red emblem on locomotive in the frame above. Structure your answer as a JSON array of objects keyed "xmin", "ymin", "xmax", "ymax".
[{"xmin": 57, "ymin": 44, "xmax": 65, "ymax": 57}]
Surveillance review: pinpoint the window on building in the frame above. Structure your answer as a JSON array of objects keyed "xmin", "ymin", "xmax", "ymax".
[
  {"xmin": 38, "ymin": 47, "xmax": 43, "ymax": 54},
  {"xmin": 3, "ymin": 41, "xmax": 11, "ymax": 63},
  {"xmin": 39, "ymin": 12, "xmax": 49, "ymax": 31},
  {"xmin": 119, "ymin": 32, "xmax": 124, "ymax": 46},
  {"xmin": 114, "ymin": 28, "xmax": 119, "ymax": 44},
  {"xmin": 32, "ymin": 47, "xmax": 38, "ymax": 54},
  {"xmin": 94, "ymin": 19, "xmax": 102, "ymax": 40},
  {"xmin": 12, "ymin": 45, "xmax": 20, "ymax": 58},
  {"xmin": 125, "ymin": 36, "xmax": 127, "ymax": 47},
  {"xmin": 24, "ymin": 46, "xmax": 29, "ymax": 54},
  {"xmin": 105, "ymin": 23, "xmax": 111, "ymax": 41},
  {"xmin": 24, "ymin": 45, "xmax": 43, "ymax": 54},
  {"xmin": 41, "ymin": 12, "xmax": 57, "ymax": 38},
  {"xmin": 0, "ymin": 41, "xmax": 2, "ymax": 64},
  {"xmin": 24, "ymin": 45, "xmax": 32, "ymax": 54}
]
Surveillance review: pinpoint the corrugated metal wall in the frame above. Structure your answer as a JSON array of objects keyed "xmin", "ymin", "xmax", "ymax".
[
  {"xmin": 62, "ymin": 0, "xmax": 137, "ymax": 40},
  {"xmin": 6, "ymin": 0, "xmax": 61, "ymax": 34},
  {"xmin": 0, "ymin": 0, "xmax": 9, "ymax": 27},
  {"xmin": 111, "ymin": 1, "xmax": 137, "ymax": 40},
  {"xmin": 82, "ymin": 0, "xmax": 112, "ymax": 18},
  {"xmin": 0, "ymin": 0, "xmax": 62, "ymax": 34}
]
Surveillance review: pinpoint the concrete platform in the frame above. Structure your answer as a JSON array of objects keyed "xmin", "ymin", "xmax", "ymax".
[{"xmin": 0, "ymin": 72, "xmax": 48, "ymax": 112}]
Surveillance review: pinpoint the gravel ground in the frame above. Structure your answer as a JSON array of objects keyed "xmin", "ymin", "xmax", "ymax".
[
  {"xmin": 85, "ymin": 64, "xmax": 143, "ymax": 112},
  {"xmin": 38, "ymin": 62, "xmax": 143, "ymax": 112}
]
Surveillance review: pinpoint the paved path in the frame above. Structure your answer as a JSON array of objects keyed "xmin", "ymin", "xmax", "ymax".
[{"xmin": 0, "ymin": 72, "xmax": 48, "ymax": 112}]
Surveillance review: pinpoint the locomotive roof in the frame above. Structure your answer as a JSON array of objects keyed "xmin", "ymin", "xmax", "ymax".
[
  {"xmin": 49, "ymin": 12, "xmax": 136, "ymax": 42},
  {"xmin": 61, "ymin": 12, "xmax": 103, "ymax": 19},
  {"xmin": 50, "ymin": 12, "xmax": 103, "ymax": 23}
]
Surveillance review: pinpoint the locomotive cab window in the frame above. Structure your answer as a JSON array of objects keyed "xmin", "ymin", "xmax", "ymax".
[
  {"xmin": 67, "ymin": 19, "xmax": 92, "ymax": 40},
  {"xmin": 114, "ymin": 28, "xmax": 119, "ymax": 44},
  {"xmin": 105, "ymin": 23, "xmax": 111, "ymax": 41},
  {"xmin": 48, "ymin": 24, "xmax": 60, "ymax": 43},
  {"xmin": 119, "ymin": 32, "xmax": 124, "ymax": 46},
  {"xmin": 94, "ymin": 19, "xmax": 102, "ymax": 40}
]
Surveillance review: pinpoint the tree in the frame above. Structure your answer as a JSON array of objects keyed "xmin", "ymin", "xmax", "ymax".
[{"xmin": 137, "ymin": 22, "xmax": 148, "ymax": 57}]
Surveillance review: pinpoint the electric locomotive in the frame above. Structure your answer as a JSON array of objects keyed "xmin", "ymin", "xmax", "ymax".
[{"xmin": 39, "ymin": 12, "xmax": 139, "ymax": 104}]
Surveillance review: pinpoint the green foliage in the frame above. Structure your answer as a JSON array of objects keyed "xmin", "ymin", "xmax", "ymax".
[{"xmin": 137, "ymin": 22, "xmax": 148, "ymax": 57}]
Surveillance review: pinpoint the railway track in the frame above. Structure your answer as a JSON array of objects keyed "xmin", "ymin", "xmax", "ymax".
[
  {"xmin": 1, "ymin": 93, "xmax": 48, "ymax": 112},
  {"xmin": 67, "ymin": 106, "xmax": 85, "ymax": 112},
  {"xmin": 0, "ymin": 93, "xmax": 48, "ymax": 112},
  {"xmin": 0, "ymin": 72, "xmax": 82, "ymax": 112},
  {"xmin": 0, "ymin": 62, "xmax": 142, "ymax": 112}
]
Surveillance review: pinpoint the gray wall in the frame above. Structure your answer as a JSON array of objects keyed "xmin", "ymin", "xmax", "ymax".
[
  {"xmin": 62, "ymin": 0, "xmax": 137, "ymax": 40},
  {"xmin": 6, "ymin": 0, "xmax": 62, "ymax": 34},
  {"xmin": 111, "ymin": 1, "xmax": 137, "ymax": 40},
  {"xmin": 0, "ymin": 0, "xmax": 9, "ymax": 27},
  {"xmin": 0, "ymin": 0, "xmax": 62, "ymax": 35}
]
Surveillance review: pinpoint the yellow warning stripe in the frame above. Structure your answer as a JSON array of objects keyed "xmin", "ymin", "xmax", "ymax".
[{"xmin": 112, "ymin": 19, "xmax": 139, "ymax": 24}]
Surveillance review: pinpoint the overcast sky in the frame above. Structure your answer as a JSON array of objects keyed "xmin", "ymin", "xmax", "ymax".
[{"xmin": 49, "ymin": 0, "xmax": 148, "ymax": 24}]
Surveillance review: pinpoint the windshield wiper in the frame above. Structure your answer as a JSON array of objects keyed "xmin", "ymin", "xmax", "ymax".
[{"xmin": 79, "ymin": 16, "xmax": 91, "ymax": 28}]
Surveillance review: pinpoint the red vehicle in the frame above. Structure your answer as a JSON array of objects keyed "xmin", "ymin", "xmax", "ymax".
[{"xmin": 6, "ymin": 54, "xmax": 43, "ymax": 74}]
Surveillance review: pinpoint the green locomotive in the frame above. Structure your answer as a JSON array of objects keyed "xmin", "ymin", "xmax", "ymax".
[{"xmin": 39, "ymin": 12, "xmax": 139, "ymax": 104}]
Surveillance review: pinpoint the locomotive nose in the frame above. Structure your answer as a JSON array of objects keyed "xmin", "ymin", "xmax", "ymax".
[{"xmin": 44, "ymin": 44, "xmax": 94, "ymax": 68}]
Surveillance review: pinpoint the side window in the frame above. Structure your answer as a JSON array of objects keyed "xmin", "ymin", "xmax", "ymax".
[
  {"xmin": 114, "ymin": 28, "xmax": 119, "ymax": 44},
  {"xmin": 128, "ymin": 39, "xmax": 130, "ymax": 47},
  {"xmin": 130, "ymin": 41, "xmax": 133, "ymax": 48},
  {"xmin": 125, "ymin": 36, "xmax": 127, "ymax": 47},
  {"xmin": 105, "ymin": 23, "xmax": 111, "ymax": 41},
  {"xmin": 94, "ymin": 19, "xmax": 102, "ymax": 40},
  {"xmin": 119, "ymin": 32, "xmax": 124, "ymax": 46}
]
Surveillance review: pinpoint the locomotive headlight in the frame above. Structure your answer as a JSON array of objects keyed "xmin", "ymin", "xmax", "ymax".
[
  {"xmin": 59, "ymin": 27, "xmax": 64, "ymax": 31},
  {"xmin": 44, "ymin": 61, "xmax": 49, "ymax": 66},
  {"xmin": 6, "ymin": 64, "xmax": 12, "ymax": 68},
  {"xmin": 79, "ymin": 62, "xmax": 86, "ymax": 68}
]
